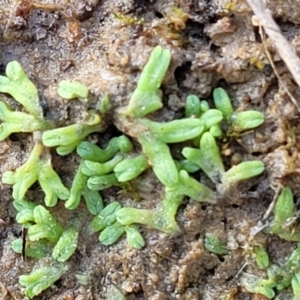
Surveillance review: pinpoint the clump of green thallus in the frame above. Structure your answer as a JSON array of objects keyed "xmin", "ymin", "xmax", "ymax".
[
  {"xmin": 0, "ymin": 46, "xmax": 265, "ymax": 298},
  {"xmin": 240, "ymin": 186, "xmax": 300, "ymax": 299}
]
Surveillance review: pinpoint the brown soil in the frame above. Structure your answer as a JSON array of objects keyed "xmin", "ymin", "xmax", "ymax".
[{"xmin": 1, "ymin": 0, "xmax": 300, "ymax": 299}]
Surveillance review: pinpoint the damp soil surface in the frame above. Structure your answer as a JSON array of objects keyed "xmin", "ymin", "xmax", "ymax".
[{"xmin": 1, "ymin": 0, "xmax": 300, "ymax": 299}]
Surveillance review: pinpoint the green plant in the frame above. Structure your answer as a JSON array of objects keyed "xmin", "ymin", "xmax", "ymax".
[
  {"xmin": 3, "ymin": 142, "xmax": 69, "ymax": 206},
  {"xmin": 11, "ymin": 201, "xmax": 79, "ymax": 297},
  {"xmin": 19, "ymin": 262, "xmax": 66, "ymax": 299},
  {"xmin": 269, "ymin": 186, "xmax": 300, "ymax": 242},
  {"xmin": 0, "ymin": 46, "xmax": 266, "ymax": 298},
  {"xmin": 253, "ymin": 245, "xmax": 270, "ymax": 269},
  {"xmin": 204, "ymin": 233, "xmax": 228, "ymax": 255},
  {"xmin": 241, "ymin": 241, "xmax": 300, "ymax": 299},
  {"xmin": 239, "ymin": 186, "xmax": 300, "ymax": 299}
]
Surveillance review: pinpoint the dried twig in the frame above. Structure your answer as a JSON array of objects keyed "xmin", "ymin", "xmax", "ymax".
[
  {"xmin": 246, "ymin": 0, "xmax": 300, "ymax": 91},
  {"xmin": 259, "ymin": 25, "xmax": 300, "ymax": 110}
]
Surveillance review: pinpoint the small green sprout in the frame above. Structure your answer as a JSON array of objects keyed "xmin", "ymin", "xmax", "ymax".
[
  {"xmin": 151, "ymin": 191, "xmax": 183, "ymax": 233},
  {"xmin": 140, "ymin": 118, "xmax": 204, "ymax": 144},
  {"xmin": 89, "ymin": 202, "xmax": 121, "ymax": 233},
  {"xmin": 42, "ymin": 111, "xmax": 102, "ymax": 155},
  {"xmin": 13, "ymin": 202, "xmax": 80, "ymax": 261},
  {"xmin": 114, "ymin": 154, "xmax": 149, "ymax": 182},
  {"xmin": 2, "ymin": 143, "xmax": 69, "ymax": 206},
  {"xmin": 0, "ymin": 102, "xmax": 50, "ymax": 140},
  {"xmin": 117, "ymin": 172, "xmax": 215, "ymax": 233},
  {"xmin": 89, "ymin": 202, "xmax": 144, "ymax": 247},
  {"xmin": 87, "ymin": 173, "xmax": 120, "ymax": 190},
  {"xmin": 166, "ymin": 170, "xmax": 216, "ymax": 203},
  {"xmin": 116, "ymin": 207, "xmax": 163, "ymax": 231},
  {"xmin": 27, "ymin": 205, "xmax": 63, "ymax": 243},
  {"xmin": 213, "ymin": 87, "xmax": 264, "ymax": 132},
  {"xmin": 13, "ymin": 199, "xmax": 37, "ymax": 226},
  {"xmin": 182, "ymin": 132, "xmax": 225, "ymax": 184},
  {"xmin": 253, "ymin": 245, "xmax": 270, "ymax": 269},
  {"xmin": 82, "ymin": 153, "xmax": 124, "ymax": 177},
  {"xmin": 125, "ymin": 225, "xmax": 145, "ymax": 249},
  {"xmin": 200, "ymin": 100, "xmax": 210, "ymax": 113},
  {"xmin": 268, "ymin": 187, "xmax": 300, "ymax": 241},
  {"xmin": 183, "ymin": 132, "xmax": 264, "ymax": 188},
  {"xmin": 116, "ymin": 191, "xmax": 183, "ymax": 233},
  {"xmin": 222, "ymin": 160, "xmax": 265, "ymax": 184},
  {"xmin": 271, "ymin": 228, "xmax": 300, "ymax": 242},
  {"xmin": 241, "ymin": 273, "xmax": 276, "ymax": 299},
  {"xmin": 204, "ymin": 233, "xmax": 228, "ymax": 255},
  {"xmin": 77, "ymin": 139, "xmax": 119, "ymax": 162},
  {"xmin": 209, "ymin": 123, "xmax": 223, "ymax": 137},
  {"xmin": 58, "ymin": 80, "xmax": 89, "ymax": 101},
  {"xmin": 138, "ymin": 133, "xmax": 178, "ymax": 186},
  {"xmin": 274, "ymin": 186, "xmax": 294, "ymax": 229},
  {"xmin": 19, "ymin": 262, "xmax": 66, "ymax": 299},
  {"xmin": 231, "ymin": 111, "xmax": 264, "ymax": 132},
  {"xmin": 117, "ymin": 135, "xmax": 133, "ymax": 153},
  {"xmin": 65, "ymin": 160, "xmax": 103, "ymax": 212},
  {"xmin": 55, "ymin": 141, "xmax": 82, "ymax": 156},
  {"xmin": 178, "ymin": 159, "xmax": 201, "ymax": 173},
  {"xmin": 82, "ymin": 187, "xmax": 103, "ymax": 215},
  {"xmin": 99, "ymin": 222, "xmax": 125, "ymax": 245},
  {"xmin": 0, "ymin": 61, "xmax": 43, "ymax": 118},
  {"xmin": 199, "ymin": 109, "xmax": 223, "ymax": 131},
  {"xmin": 65, "ymin": 161, "xmax": 89, "ymax": 210},
  {"xmin": 266, "ymin": 264, "xmax": 288, "ymax": 290},
  {"xmin": 241, "ymin": 244, "xmax": 300, "ymax": 298},
  {"xmin": 124, "ymin": 46, "xmax": 171, "ymax": 118},
  {"xmin": 52, "ymin": 225, "xmax": 79, "ymax": 262},
  {"xmin": 185, "ymin": 94, "xmax": 201, "ymax": 118},
  {"xmin": 213, "ymin": 87, "xmax": 234, "ymax": 121}
]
